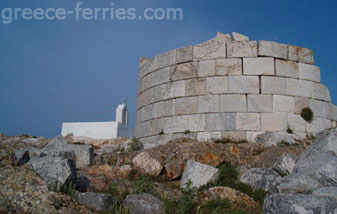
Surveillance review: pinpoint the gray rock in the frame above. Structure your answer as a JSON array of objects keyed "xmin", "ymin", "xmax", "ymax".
[
  {"xmin": 180, "ymin": 160, "xmax": 219, "ymax": 189},
  {"xmin": 278, "ymin": 173, "xmax": 321, "ymax": 194},
  {"xmin": 15, "ymin": 146, "xmax": 42, "ymax": 164},
  {"xmin": 272, "ymin": 153, "xmax": 298, "ymax": 176},
  {"xmin": 75, "ymin": 191, "xmax": 114, "ymax": 213},
  {"xmin": 232, "ymin": 32, "xmax": 249, "ymax": 41},
  {"xmin": 236, "ymin": 165, "xmax": 250, "ymax": 179},
  {"xmin": 263, "ymin": 193, "xmax": 337, "ymax": 214},
  {"xmin": 119, "ymin": 138, "xmax": 143, "ymax": 152},
  {"xmin": 255, "ymin": 132, "xmax": 295, "ymax": 146},
  {"xmin": 239, "ymin": 168, "xmax": 282, "ymax": 193},
  {"xmin": 313, "ymin": 186, "xmax": 337, "ymax": 198},
  {"xmin": 123, "ymin": 193, "xmax": 164, "ymax": 214}
]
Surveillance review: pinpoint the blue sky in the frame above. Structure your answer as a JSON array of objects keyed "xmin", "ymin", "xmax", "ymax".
[{"xmin": 0, "ymin": 0, "xmax": 337, "ymax": 138}]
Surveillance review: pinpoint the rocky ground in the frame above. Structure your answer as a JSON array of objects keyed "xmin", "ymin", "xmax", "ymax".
[{"xmin": 1, "ymin": 130, "xmax": 337, "ymax": 213}]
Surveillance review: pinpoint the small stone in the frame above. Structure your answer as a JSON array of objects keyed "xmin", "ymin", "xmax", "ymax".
[
  {"xmin": 239, "ymin": 168, "xmax": 282, "ymax": 192},
  {"xmin": 123, "ymin": 193, "xmax": 164, "ymax": 214},
  {"xmin": 272, "ymin": 153, "xmax": 298, "ymax": 176},
  {"xmin": 75, "ymin": 191, "xmax": 114, "ymax": 213},
  {"xmin": 132, "ymin": 152, "xmax": 164, "ymax": 177}
]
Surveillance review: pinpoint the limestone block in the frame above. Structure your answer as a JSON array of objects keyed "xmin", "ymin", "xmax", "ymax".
[
  {"xmin": 154, "ymin": 50, "xmax": 176, "ymax": 70},
  {"xmin": 299, "ymin": 63, "xmax": 320, "ymax": 83},
  {"xmin": 155, "ymin": 100, "xmax": 175, "ymax": 118},
  {"xmin": 137, "ymin": 88, "xmax": 153, "ymax": 109},
  {"xmin": 142, "ymin": 104, "xmax": 156, "ymax": 121},
  {"xmin": 176, "ymin": 46, "xmax": 193, "ymax": 64},
  {"xmin": 247, "ymin": 94, "xmax": 272, "ymax": 112},
  {"xmin": 198, "ymin": 95, "xmax": 220, "ymax": 113},
  {"xmin": 286, "ymin": 79, "xmax": 313, "ymax": 98},
  {"xmin": 197, "ymin": 132, "xmax": 222, "ymax": 141},
  {"xmin": 149, "ymin": 67, "xmax": 170, "ymax": 88},
  {"xmin": 273, "ymin": 95, "xmax": 294, "ymax": 113},
  {"xmin": 141, "ymin": 74, "xmax": 152, "ymax": 92},
  {"xmin": 199, "ymin": 60, "xmax": 216, "ymax": 77},
  {"xmin": 216, "ymin": 58, "xmax": 242, "ymax": 76},
  {"xmin": 135, "ymin": 121, "xmax": 150, "ymax": 138},
  {"xmin": 313, "ymin": 83, "xmax": 331, "ymax": 102},
  {"xmin": 228, "ymin": 76, "xmax": 259, "ymax": 94},
  {"xmin": 227, "ymin": 41, "xmax": 258, "ymax": 58},
  {"xmin": 173, "ymin": 80, "xmax": 186, "ymax": 98},
  {"xmin": 148, "ymin": 119, "xmax": 165, "ymax": 136},
  {"xmin": 188, "ymin": 114, "xmax": 206, "ymax": 132},
  {"xmin": 164, "ymin": 115, "xmax": 189, "ymax": 133},
  {"xmin": 288, "ymin": 45, "xmax": 314, "ymax": 64},
  {"xmin": 169, "ymin": 62, "xmax": 198, "ymax": 81},
  {"xmin": 220, "ymin": 94, "xmax": 247, "ymax": 112},
  {"xmin": 261, "ymin": 77, "xmax": 286, "ymax": 95},
  {"xmin": 175, "ymin": 97, "xmax": 198, "ymax": 115},
  {"xmin": 258, "ymin": 41, "xmax": 288, "ymax": 59},
  {"xmin": 261, "ymin": 113, "xmax": 288, "ymax": 132},
  {"xmin": 152, "ymin": 81, "xmax": 185, "ymax": 102},
  {"xmin": 221, "ymin": 131, "xmax": 247, "ymax": 141},
  {"xmin": 331, "ymin": 105, "xmax": 337, "ymax": 121},
  {"xmin": 193, "ymin": 38, "xmax": 226, "ymax": 60},
  {"xmin": 236, "ymin": 113, "xmax": 261, "ymax": 131},
  {"xmin": 185, "ymin": 78, "xmax": 206, "ymax": 96},
  {"xmin": 247, "ymin": 131, "xmax": 265, "ymax": 142},
  {"xmin": 288, "ymin": 114, "xmax": 306, "ymax": 133},
  {"xmin": 294, "ymin": 97, "xmax": 310, "ymax": 114},
  {"xmin": 232, "ymin": 32, "xmax": 249, "ymax": 41},
  {"xmin": 243, "ymin": 57, "xmax": 274, "ymax": 75},
  {"xmin": 310, "ymin": 99, "xmax": 331, "ymax": 119},
  {"xmin": 275, "ymin": 59, "xmax": 299, "ymax": 78},
  {"xmin": 206, "ymin": 76, "xmax": 228, "ymax": 94},
  {"xmin": 307, "ymin": 117, "xmax": 331, "ymax": 133},
  {"xmin": 139, "ymin": 57, "xmax": 156, "ymax": 78},
  {"xmin": 206, "ymin": 113, "xmax": 236, "ymax": 131}
]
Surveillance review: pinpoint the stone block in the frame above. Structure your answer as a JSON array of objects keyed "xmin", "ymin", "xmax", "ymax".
[
  {"xmin": 232, "ymin": 32, "xmax": 249, "ymax": 41},
  {"xmin": 194, "ymin": 38, "xmax": 226, "ymax": 60},
  {"xmin": 139, "ymin": 57, "xmax": 156, "ymax": 78},
  {"xmin": 243, "ymin": 57, "xmax": 274, "ymax": 75},
  {"xmin": 155, "ymin": 100, "xmax": 175, "ymax": 118},
  {"xmin": 206, "ymin": 76, "xmax": 228, "ymax": 94},
  {"xmin": 307, "ymin": 117, "xmax": 331, "ymax": 133},
  {"xmin": 258, "ymin": 41, "xmax": 288, "ymax": 59},
  {"xmin": 220, "ymin": 94, "xmax": 247, "ymax": 112},
  {"xmin": 135, "ymin": 121, "xmax": 150, "ymax": 138},
  {"xmin": 286, "ymin": 79, "xmax": 313, "ymax": 98},
  {"xmin": 331, "ymin": 105, "xmax": 337, "ymax": 121},
  {"xmin": 228, "ymin": 76, "xmax": 259, "ymax": 94},
  {"xmin": 152, "ymin": 81, "xmax": 185, "ymax": 102},
  {"xmin": 141, "ymin": 74, "xmax": 151, "ymax": 92},
  {"xmin": 154, "ymin": 50, "xmax": 176, "ymax": 70},
  {"xmin": 227, "ymin": 41, "xmax": 258, "ymax": 58},
  {"xmin": 275, "ymin": 59, "xmax": 299, "ymax": 78},
  {"xmin": 185, "ymin": 78, "xmax": 206, "ymax": 96},
  {"xmin": 215, "ymin": 32, "xmax": 233, "ymax": 43},
  {"xmin": 273, "ymin": 95, "xmax": 294, "ymax": 113},
  {"xmin": 198, "ymin": 95, "xmax": 219, "ymax": 113},
  {"xmin": 288, "ymin": 45, "xmax": 314, "ymax": 64},
  {"xmin": 169, "ymin": 62, "xmax": 198, "ymax": 81},
  {"xmin": 299, "ymin": 63, "xmax": 320, "ymax": 83},
  {"xmin": 198, "ymin": 60, "xmax": 216, "ymax": 77},
  {"xmin": 261, "ymin": 77, "xmax": 286, "ymax": 95},
  {"xmin": 188, "ymin": 114, "xmax": 206, "ymax": 132},
  {"xmin": 164, "ymin": 116, "xmax": 189, "ymax": 133},
  {"xmin": 294, "ymin": 97, "xmax": 310, "ymax": 114},
  {"xmin": 176, "ymin": 46, "xmax": 193, "ymax": 63},
  {"xmin": 313, "ymin": 83, "xmax": 331, "ymax": 102},
  {"xmin": 142, "ymin": 104, "xmax": 156, "ymax": 121},
  {"xmin": 137, "ymin": 88, "xmax": 153, "ymax": 109},
  {"xmin": 221, "ymin": 131, "xmax": 247, "ymax": 141},
  {"xmin": 247, "ymin": 94, "xmax": 272, "ymax": 112},
  {"xmin": 197, "ymin": 132, "xmax": 222, "ymax": 141},
  {"xmin": 149, "ymin": 67, "xmax": 170, "ymax": 88},
  {"xmin": 175, "ymin": 97, "xmax": 198, "ymax": 115},
  {"xmin": 236, "ymin": 113, "xmax": 261, "ymax": 131},
  {"xmin": 288, "ymin": 114, "xmax": 306, "ymax": 133},
  {"xmin": 206, "ymin": 113, "xmax": 236, "ymax": 131},
  {"xmin": 310, "ymin": 99, "xmax": 331, "ymax": 119},
  {"xmin": 261, "ymin": 113, "xmax": 288, "ymax": 132},
  {"xmin": 216, "ymin": 58, "xmax": 242, "ymax": 76}
]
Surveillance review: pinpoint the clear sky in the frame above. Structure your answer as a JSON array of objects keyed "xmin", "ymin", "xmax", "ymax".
[{"xmin": 1, "ymin": 0, "xmax": 337, "ymax": 138}]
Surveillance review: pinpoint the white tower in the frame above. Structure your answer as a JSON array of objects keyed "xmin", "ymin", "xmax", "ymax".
[{"xmin": 116, "ymin": 99, "xmax": 128, "ymax": 126}]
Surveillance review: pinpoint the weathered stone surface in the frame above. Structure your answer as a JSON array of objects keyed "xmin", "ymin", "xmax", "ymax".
[
  {"xmin": 312, "ymin": 186, "xmax": 337, "ymax": 198},
  {"xmin": 197, "ymin": 132, "xmax": 222, "ymax": 141},
  {"xmin": 261, "ymin": 113, "xmax": 288, "ymax": 132},
  {"xmin": 155, "ymin": 100, "xmax": 175, "ymax": 118},
  {"xmin": 197, "ymin": 95, "xmax": 219, "ymax": 113},
  {"xmin": 176, "ymin": 46, "xmax": 193, "ymax": 63},
  {"xmin": 248, "ymin": 94, "xmax": 272, "ymax": 112},
  {"xmin": 154, "ymin": 50, "xmax": 176, "ymax": 70},
  {"xmin": 288, "ymin": 45, "xmax": 314, "ymax": 64},
  {"xmin": 198, "ymin": 60, "xmax": 215, "ymax": 77},
  {"xmin": 164, "ymin": 115, "xmax": 189, "ymax": 133},
  {"xmin": 288, "ymin": 114, "xmax": 306, "ymax": 133},
  {"xmin": 138, "ymin": 104, "xmax": 155, "ymax": 122},
  {"xmin": 185, "ymin": 78, "xmax": 206, "ymax": 96},
  {"xmin": 227, "ymin": 41, "xmax": 258, "ymax": 58},
  {"xmin": 123, "ymin": 193, "xmax": 164, "ymax": 214},
  {"xmin": 180, "ymin": 160, "xmax": 219, "ymax": 189},
  {"xmin": 278, "ymin": 173, "xmax": 321, "ymax": 194},
  {"xmin": 275, "ymin": 59, "xmax": 299, "ymax": 78},
  {"xmin": 239, "ymin": 168, "xmax": 282, "ymax": 192},
  {"xmin": 206, "ymin": 76, "xmax": 228, "ymax": 94},
  {"xmin": 258, "ymin": 41, "xmax": 288, "ymax": 59},
  {"xmin": 232, "ymin": 32, "xmax": 249, "ymax": 41},
  {"xmin": 286, "ymin": 78, "xmax": 314, "ymax": 98},
  {"xmin": 272, "ymin": 153, "xmax": 298, "ymax": 176},
  {"xmin": 236, "ymin": 113, "xmax": 260, "ymax": 131},
  {"xmin": 228, "ymin": 76, "xmax": 259, "ymax": 94},
  {"xmin": 219, "ymin": 94, "xmax": 246, "ymax": 112},
  {"xmin": 294, "ymin": 97, "xmax": 310, "ymax": 114},
  {"xmin": 194, "ymin": 38, "xmax": 227, "ymax": 60},
  {"xmin": 139, "ymin": 57, "xmax": 156, "ymax": 78},
  {"xmin": 273, "ymin": 95, "xmax": 294, "ymax": 113},
  {"xmin": 175, "ymin": 97, "xmax": 198, "ymax": 115},
  {"xmin": 261, "ymin": 77, "xmax": 286, "ymax": 95},
  {"xmin": 188, "ymin": 114, "xmax": 206, "ymax": 132},
  {"xmin": 307, "ymin": 117, "xmax": 331, "ymax": 133},
  {"xmin": 221, "ymin": 131, "xmax": 248, "ymax": 141},
  {"xmin": 255, "ymin": 132, "xmax": 295, "ymax": 146},
  {"xmin": 215, "ymin": 32, "xmax": 233, "ymax": 42},
  {"xmin": 15, "ymin": 146, "xmax": 41, "ymax": 164},
  {"xmin": 75, "ymin": 191, "xmax": 113, "ymax": 213},
  {"xmin": 132, "ymin": 151, "xmax": 164, "ymax": 177},
  {"xmin": 216, "ymin": 58, "xmax": 242, "ymax": 75},
  {"xmin": 313, "ymin": 83, "xmax": 331, "ymax": 102},
  {"xmin": 299, "ymin": 63, "xmax": 320, "ymax": 82},
  {"xmin": 137, "ymin": 88, "xmax": 153, "ymax": 108},
  {"xmin": 206, "ymin": 113, "xmax": 236, "ymax": 131},
  {"xmin": 169, "ymin": 62, "xmax": 198, "ymax": 81},
  {"xmin": 243, "ymin": 57, "xmax": 274, "ymax": 75},
  {"xmin": 149, "ymin": 67, "xmax": 170, "ymax": 88},
  {"xmin": 263, "ymin": 193, "xmax": 337, "ymax": 214},
  {"xmin": 310, "ymin": 99, "xmax": 331, "ymax": 119}
]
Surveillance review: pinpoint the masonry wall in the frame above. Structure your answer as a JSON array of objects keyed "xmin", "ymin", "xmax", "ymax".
[{"xmin": 135, "ymin": 32, "xmax": 337, "ymax": 148}]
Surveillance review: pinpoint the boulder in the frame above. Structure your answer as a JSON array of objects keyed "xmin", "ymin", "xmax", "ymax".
[
  {"xmin": 180, "ymin": 160, "xmax": 218, "ymax": 189},
  {"xmin": 263, "ymin": 193, "xmax": 337, "ymax": 214},
  {"xmin": 75, "ymin": 175, "xmax": 92, "ymax": 192},
  {"xmin": 123, "ymin": 193, "xmax": 164, "ymax": 214},
  {"xmin": 86, "ymin": 164, "xmax": 132, "ymax": 179},
  {"xmin": 312, "ymin": 186, "xmax": 337, "ymax": 198},
  {"xmin": 272, "ymin": 153, "xmax": 298, "ymax": 176},
  {"xmin": 119, "ymin": 138, "xmax": 143, "ymax": 152},
  {"xmin": 239, "ymin": 168, "xmax": 282, "ymax": 192},
  {"xmin": 278, "ymin": 173, "xmax": 321, "ymax": 194},
  {"xmin": 255, "ymin": 132, "xmax": 295, "ymax": 146},
  {"xmin": 75, "ymin": 191, "xmax": 114, "ymax": 213},
  {"xmin": 14, "ymin": 146, "xmax": 42, "ymax": 164},
  {"xmin": 132, "ymin": 151, "xmax": 164, "ymax": 177}
]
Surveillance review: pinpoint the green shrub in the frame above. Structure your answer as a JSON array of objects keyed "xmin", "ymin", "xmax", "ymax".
[
  {"xmin": 287, "ymin": 127, "xmax": 293, "ymax": 134},
  {"xmin": 300, "ymin": 107, "xmax": 313, "ymax": 123},
  {"xmin": 184, "ymin": 130, "xmax": 191, "ymax": 134},
  {"xmin": 128, "ymin": 138, "xmax": 139, "ymax": 151},
  {"xmin": 133, "ymin": 174, "xmax": 155, "ymax": 194},
  {"xmin": 199, "ymin": 199, "xmax": 246, "ymax": 214},
  {"xmin": 212, "ymin": 138, "xmax": 247, "ymax": 145},
  {"xmin": 159, "ymin": 130, "xmax": 164, "ymax": 135}
]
